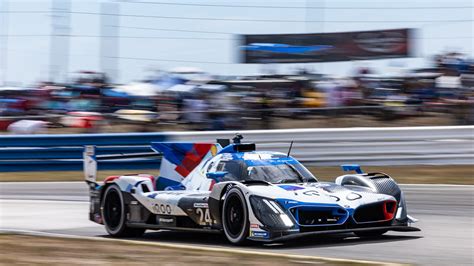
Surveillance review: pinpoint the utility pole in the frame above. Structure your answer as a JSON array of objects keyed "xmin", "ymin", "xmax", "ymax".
[
  {"xmin": 100, "ymin": 1, "xmax": 120, "ymax": 83},
  {"xmin": 0, "ymin": 0, "xmax": 9, "ymax": 86},
  {"xmin": 49, "ymin": 0, "xmax": 71, "ymax": 83},
  {"xmin": 305, "ymin": 0, "xmax": 325, "ymax": 74}
]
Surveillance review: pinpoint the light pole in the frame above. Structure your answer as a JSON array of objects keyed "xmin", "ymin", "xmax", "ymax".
[
  {"xmin": 49, "ymin": 0, "xmax": 71, "ymax": 83},
  {"xmin": 0, "ymin": 0, "xmax": 9, "ymax": 86},
  {"xmin": 100, "ymin": 1, "xmax": 120, "ymax": 83}
]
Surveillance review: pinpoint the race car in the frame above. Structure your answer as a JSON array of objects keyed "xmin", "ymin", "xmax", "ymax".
[{"xmin": 83, "ymin": 135, "xmax": 419, "ymax": 244}]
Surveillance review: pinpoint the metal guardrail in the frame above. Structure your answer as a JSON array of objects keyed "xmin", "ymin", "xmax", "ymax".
[
  {"xmin": 170, "ymin": 126, "xmax": 474, "ymax": 166},
  {"xmin": 0, "ymin": 126, "xmax": 472, "ymax": 172},
  {"xmin": 0, "ymin": 133, "xmax": 167, "ymax": 172},
  {"xmin": 0, "ymin": 132, "xmax": 168, "ymax": 147}
]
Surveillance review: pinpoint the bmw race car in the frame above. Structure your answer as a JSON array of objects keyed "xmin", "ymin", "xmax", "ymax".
[{"xmin": 83, "ymin": 135, "xmax": 419, "ymax": 244}]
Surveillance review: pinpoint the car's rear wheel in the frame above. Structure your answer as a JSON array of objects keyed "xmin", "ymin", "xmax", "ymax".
[
  {"xmin": 222, "ymin": 187, "xmax": 249, "ymax": 245},
  {"xmin": 355, "ymin": 229, "xmax": 388, "ymax": 238},
  {"xmin": 102, "ymin": 184, "xmax": 145, "ymax": 237}
]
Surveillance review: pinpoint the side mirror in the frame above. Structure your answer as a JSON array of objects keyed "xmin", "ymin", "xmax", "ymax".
[
  {"xmin": 206, "ymin": 171, "xmax": 228, "ymax": 181},
  {"xmin": 341, "ymin": 164, "xmax": 363, "ymax": 174}
]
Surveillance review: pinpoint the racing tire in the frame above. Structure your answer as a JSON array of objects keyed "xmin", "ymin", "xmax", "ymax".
[
  {"xmin": 222, "ymin": 187, "xmax": 249, "ymax": 245},
  {"xmin": 101, "ymin": 184, "xmax": 145, "ymax": 237},
  {"xmin": 355, "ymin": 229, "xmax": 388, "ymax": 238}
]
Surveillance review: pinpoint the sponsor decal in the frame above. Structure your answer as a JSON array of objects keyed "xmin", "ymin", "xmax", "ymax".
[
  {"xmin": 243, "ymin": 153, "xmax": 272, "ymax": 160},
  {"xmin": 159, "ymin": 217, "xmax": 174, "ymax": 223},
  {"xmin": 346, "ymin": 192, "xmax": 362, "ymax": 201},
  {"xmin": 302, "ymin": 190, "xmax": 320, "ymax": 196},
  {"xmin": 250, "ymin": 224, "xmax": 260, "ymax": 228},
  {"xmin": 156, "ymin": 215, "xmax": 176, "ymax": 226},
  {"xmin": 85, "ymin": 146, "xmax": 95, "ymax": 156},
  {"xmin": 251, "ymin": 230, "xmax": 269, "ymax": 238},
  {"xmin": 193, "ymin": 203, "xmax": 208, "ymax": 208},
  {"xmin": 330, "ymin": 195, "xmax": 340, "ymax": 202},
  {"xmin": 210, "ymin": 145, "xmax": 218, "ymax": 156},
  {"xmin": 240, "ymin": 29, "xmax": 411, "ymax": 64},
  {"xmin": 221, "ymin": 154, "xmax": 233, "ymax": 160},
  {"xmin": 354, "ymin": 31, "xmax": 406, "ymax": 53}
]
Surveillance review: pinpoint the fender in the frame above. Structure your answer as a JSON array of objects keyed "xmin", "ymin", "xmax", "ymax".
[
  {"xmin": 335, "ymin": 173, "xmax": 412, "ymax": 224},
  {"xmin": 335, "ymin": 174, "xmax": 378, "ymax": 192},
  {"xmin": 208, "ymin": 181, "xmax": 252, "ymax": 227}
]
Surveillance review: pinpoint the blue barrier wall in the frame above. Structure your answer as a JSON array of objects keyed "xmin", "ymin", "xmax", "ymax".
[{"xmin": 0, "ymin": 133, "xmax": 168, "ymax": 172}]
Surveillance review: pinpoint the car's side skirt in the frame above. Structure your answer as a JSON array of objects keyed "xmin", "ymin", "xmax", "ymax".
[{"xmin": 126, "ymin": 222, "xmax": 221, "ymax": 234}]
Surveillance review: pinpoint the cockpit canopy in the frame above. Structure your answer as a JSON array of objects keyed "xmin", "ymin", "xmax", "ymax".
[{"xmin": 209, "ymin": 151, "xmax": 317, "ymax": 184}]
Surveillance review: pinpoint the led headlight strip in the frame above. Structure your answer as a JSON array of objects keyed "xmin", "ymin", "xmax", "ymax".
[{"xmin": 253, "ymin": 197, "xmax": 294, "ymax": 228}]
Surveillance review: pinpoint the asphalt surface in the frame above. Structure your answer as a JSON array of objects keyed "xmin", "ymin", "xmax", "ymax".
[{"xmin": 0, "ymin": 182, "xmax": 473, "ymax": 265}]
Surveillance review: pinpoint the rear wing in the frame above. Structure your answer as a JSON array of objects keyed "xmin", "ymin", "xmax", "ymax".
[
  {"xmin": 82, "ymin": 145, "xmax": 160, "ymax": 185},
  {"xmin": 83, "ymin": 141, "xmax": 224, "ymax": 189},
  {"xmin": 150, "ymin": 142, "xmax": 221, "ymax": 190}
]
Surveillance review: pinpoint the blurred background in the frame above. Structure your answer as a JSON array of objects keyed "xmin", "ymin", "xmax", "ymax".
[
  {"xmin": 0, "ymin": 0, "xmax": 472, "ymax": 134},
  {"xmin": 0, "ymin": 3, "xmax": 472, "ymax": 264}
]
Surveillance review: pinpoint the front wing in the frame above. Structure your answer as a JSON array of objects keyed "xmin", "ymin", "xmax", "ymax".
[{"xmin": 248, "ymin": 225, "xmax": 420, "ymax": 242}]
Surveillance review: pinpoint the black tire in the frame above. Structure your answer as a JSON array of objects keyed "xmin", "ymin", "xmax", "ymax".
[
  {"xmin": 355, "ymin": 229, "xmax": 388, "ymax": 238},
  {"xmin": 222, "ymin": 187, "xmax": 249, "ymax": 245},
  {"xmin": 101, "ymin": 185, "xmax": 145, "ymax": 237}
]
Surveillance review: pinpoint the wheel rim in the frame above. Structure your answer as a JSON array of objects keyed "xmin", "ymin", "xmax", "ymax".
[
  {"xmin": 225, "ymin": 193, "xmax": 244, "ymax": 238},
  {"xmin": 104, "ymin": 189, "xmax": 122, "ymax": 230}
]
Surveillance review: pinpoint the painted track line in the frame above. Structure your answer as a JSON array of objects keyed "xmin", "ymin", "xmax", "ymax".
[{"xmin": 0, "ymin": 229, "xmax": 407, "ymax": 266}]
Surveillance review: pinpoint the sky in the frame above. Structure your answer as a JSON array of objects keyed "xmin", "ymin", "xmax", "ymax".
[{"xmin": 0, "ymin": 0, "xmax": 473, "ymax": 85}]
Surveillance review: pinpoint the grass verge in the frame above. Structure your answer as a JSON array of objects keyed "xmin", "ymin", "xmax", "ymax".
[
  {"xmin": 0, "ymin": 234, "xmax": 377, "ymax": 266},
  {"xmin": 0, "ymin": 165, "xmax": 472, "ymax": 184}
]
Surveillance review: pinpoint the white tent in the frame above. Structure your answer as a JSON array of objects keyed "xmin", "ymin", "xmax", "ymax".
[
  {"xmin": 166, "ymin": 84, "xmax": 197, "ymax": 93},
  {"xmin": 168, "ymin": 67, "xmax": 211, "ymax": 83},
  {"xmin": 169, "ymin": 67, "xmax": 204, "ymax": 74}
]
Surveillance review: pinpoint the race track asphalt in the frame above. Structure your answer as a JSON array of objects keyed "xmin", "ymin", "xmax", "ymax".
[{"xmin": 0, "ymin": 182, "xmax": 472, "ymax": 265}]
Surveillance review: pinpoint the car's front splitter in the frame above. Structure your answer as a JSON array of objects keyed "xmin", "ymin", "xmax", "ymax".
[{"xmin": 247, "ymin": 225, "xmax": 420, "ymax": 242}]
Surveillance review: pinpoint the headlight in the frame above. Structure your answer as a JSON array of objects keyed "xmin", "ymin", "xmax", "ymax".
[{"xmin": 250, "ymin": 196, "xmax": 294, "ymax": 229}]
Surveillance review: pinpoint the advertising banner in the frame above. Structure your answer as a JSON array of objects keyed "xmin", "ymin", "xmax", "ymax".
[{"xmin": 239, "ymin": 28, "xmax": 413, "ymax": 63}]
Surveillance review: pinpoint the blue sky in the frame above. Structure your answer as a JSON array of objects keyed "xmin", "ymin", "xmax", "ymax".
[{"xmin": 0, "ymin": 0, "xmax": 472, "ymax": 85}]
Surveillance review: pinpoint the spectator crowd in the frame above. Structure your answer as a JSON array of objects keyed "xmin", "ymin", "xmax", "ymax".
[{"xmin": 1, "ymin": 52, "xmax": 473, "ymax": 133}]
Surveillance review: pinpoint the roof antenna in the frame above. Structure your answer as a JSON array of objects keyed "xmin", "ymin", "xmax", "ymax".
[{"xmin": 287, "ymin": 141, "xmax": 294, "ymax": 157}]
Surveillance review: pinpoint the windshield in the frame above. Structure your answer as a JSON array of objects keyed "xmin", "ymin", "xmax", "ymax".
[
  {"xmin": 246, "ymin": 164, "xmax": 299, "ymax": 183},
  {"xmin": 213, "ymin": 155, "xmax": 318, "ymax": 183},
  {"xmin": 245, "ymin": 162, "xmax": 317, "ymax": 183}
]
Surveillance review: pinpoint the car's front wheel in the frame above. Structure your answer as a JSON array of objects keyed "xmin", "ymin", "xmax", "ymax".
[
  {"xmin": 101, "ymin": 184, "xmax": 145, "ymax": 237},
  {"xmin": 222, "ymin": 187, "xmax": 249, "ymax": 245}
]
